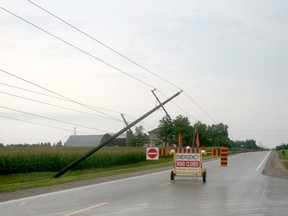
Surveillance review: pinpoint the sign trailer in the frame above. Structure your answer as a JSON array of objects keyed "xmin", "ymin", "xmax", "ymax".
[{"xmin": 171, "ymin": 153, "xmax": 207, "ymax": 182}]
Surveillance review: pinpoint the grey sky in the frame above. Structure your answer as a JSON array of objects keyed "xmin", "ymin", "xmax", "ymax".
[{"xmin": 0, "ymin": 0, "xmax": 288, "ymax": 148}]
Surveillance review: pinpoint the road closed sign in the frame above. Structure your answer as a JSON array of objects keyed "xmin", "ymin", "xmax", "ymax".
[
  {"xmin": 174, "ymin": 153, "xmax": 201, "ymax": 172},
  {"xmin": 146, "ymin": 147, "xmax": 159, "ymax": 160}
]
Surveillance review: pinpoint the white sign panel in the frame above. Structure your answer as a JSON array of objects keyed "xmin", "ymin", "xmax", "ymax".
[
  {"xmin": 174, "ymin": 153, "xmax": 201, "ymax": 172},
  {"xmin": 146, "ymin": 147, "xmax": 159, "ymax": 160}
]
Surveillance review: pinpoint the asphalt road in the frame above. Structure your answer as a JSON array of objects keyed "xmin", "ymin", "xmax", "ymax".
[{"xmin": 1, "ymin": 151, "xmax": 288, "ymax": 216}]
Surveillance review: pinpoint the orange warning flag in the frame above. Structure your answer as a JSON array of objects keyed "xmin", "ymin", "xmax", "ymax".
[
  {"xmin": 178, "ymin": 133, "xmax": 182, "ymax": 146},
  {"xmin": 196, "ymin": 133, "xmax": 200, "ymax": 147}
]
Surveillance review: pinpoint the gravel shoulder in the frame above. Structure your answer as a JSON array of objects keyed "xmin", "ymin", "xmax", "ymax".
[{"xmin": 262, "ymin": 151, "xmax": 288, "ymax": 179}]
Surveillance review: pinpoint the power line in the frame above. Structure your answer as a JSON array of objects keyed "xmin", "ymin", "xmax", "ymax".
[
  {"xmin": 0, "ymin": 82, "xmax": 66, "ymax": 101},
  {"xmin": 0, "ymin": 68, "xmax": 120, "ymax": 121},
  {"xmin": 28, "ymin": 0, "xmax": 182, "ymax": 91},
  {"xmin": 0, "ymin": 105, "xmax": 110, "ymax": 133},
  {"xmin": 0, "ymin": 90, "xmax": 122, "ymax": 122},
  {"xmin": 0, "ymin": 82, "xmax": 124, "ymax": 118},
  {"xmin": 155, "ymin": 89, "xmax": 198, "ymax": 122},
  {"xmin": 0, "ymin": 6, "xmax": 155, "ymax": 90},
  {"xmin": 183, "ymin": 91, "xmax": 217, "ymax": 124},
  {"xmin": 1, "ymin": 5, "xmax": 217, "ymax": 125},
  {"xmin": 0, "ymin": 114, "xmax": 91, "ymax": 135},
  {"xmin": 0, "ymin": 80, "xmax": 155, "ymax": 130},
  {"xmin": 25, "ymin": 1, "xmax": 217, "ymax": 124}
]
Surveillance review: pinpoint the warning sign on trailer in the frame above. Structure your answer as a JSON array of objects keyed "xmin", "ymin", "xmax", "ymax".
[
  {"xmin": 174, "ymin": 153, "xmax": 201, "ymax": 172},
  {"xmin": 146, "ymin": 147, "xmax": 159, "ymax": 160}
]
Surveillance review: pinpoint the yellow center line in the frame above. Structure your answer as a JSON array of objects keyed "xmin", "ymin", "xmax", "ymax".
[{"xmin": 63, "ymin": 202, "xmax": 108, "ymax": 216}]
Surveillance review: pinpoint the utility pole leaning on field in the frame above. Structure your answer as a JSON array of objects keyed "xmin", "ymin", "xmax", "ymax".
[{"xmin": 54, "ymin": 91, "xmax": 182, "ymax": 178}]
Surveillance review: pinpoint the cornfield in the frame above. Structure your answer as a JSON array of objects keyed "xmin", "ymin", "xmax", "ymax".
[{"xmin": 0, "ymin": 147, "xmax": 146, "ymax": 175}]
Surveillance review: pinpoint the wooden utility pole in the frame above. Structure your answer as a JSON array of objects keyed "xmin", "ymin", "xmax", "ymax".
[{"xmin": 54, "ymin": 91, "xmax": 181, "ymax": 178}]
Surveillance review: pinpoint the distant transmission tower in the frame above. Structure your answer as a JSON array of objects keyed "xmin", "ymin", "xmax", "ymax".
[{"xmin": 74, "ymin": 127, "xmax": 77, "ymax": 135}]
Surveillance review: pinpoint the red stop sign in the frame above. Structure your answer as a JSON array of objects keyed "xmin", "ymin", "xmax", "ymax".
[{"xmin": 147, "ymin": 148, "xmax": 158, "ymax": 159}]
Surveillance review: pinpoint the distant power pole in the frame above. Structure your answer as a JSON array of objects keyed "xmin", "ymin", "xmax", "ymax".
[{"xmin": 74, "ymin": 127, "xmax": 77, "ymax": 135}]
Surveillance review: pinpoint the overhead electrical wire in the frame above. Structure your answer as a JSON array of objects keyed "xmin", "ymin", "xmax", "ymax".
[
  {"xmin": 26, "ymin": 1, "xmax": 217, "ymax": 124},
  {"xmin": 0, "ymin": 6, "xmax": 155, "ymax": 90},
  {"xmin": 0, "ymin": 5, "xmax": 216, "ymax": 128},
  {"xmin": 0, "ymin": 68, "xmax": 120, "ymax": 121},
  {"xmin": 0, "ymin": 6, "xmax": 164, "ymax": 131},
  {"xmin": 0, "ymin": 114, "xmax": 91, "ymax": 135},
  {"xmin": 0, "ymin": 82, "xmax": 67, "ymax": 101},
  {"xmin": 0, "ymin": 80, "xmax": 154, "ymax": 130},
  {"xmin": 183, "ymin": 92, "xmax": 217, "ymax": 123},
  {"xmin": 0, "ymin": 105, "xmax": 110, "ymax": 133},
  {"xmin": 0, "ymin": 91, "xmax": 122, "ymax": 122},
  {"xmin": 0, "ymin": 78, "xmax": 156, "ymax": 132},
  {"xmin": 27, "ymin": 0, "xmax": 181, "ymax": 92},
  {"xmin": 1, "ymin": 82, "xmax": 128, "ymax": 120}
]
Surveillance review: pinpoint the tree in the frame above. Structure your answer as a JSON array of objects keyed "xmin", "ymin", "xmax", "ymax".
[
  {"xmin": 206, "ymin": 123, "xmax": 230, "ymax": 147},
  {"xmin": 231, "ymin": 139, "xmax": 260, "ymax": 150},
  {"xmin": 127, "ymin": 125, "xmax": 148, "ymax": 147},
  {"xmin": 193, "ymin": 121, "xmax": 209, "ymax": 146},
  {"xmin": 55, "ymin": 140, "xmax": 62, "ymax": 147},
  {"xmin": 134, "ymin": 125, "xmax": 148, "ymax": 147},
  {"xmin": 158, "ymin": 116, "xmax": 175, "ymax": 146},
  {"xmin": 173, "ymin": 115, "xmax": 193, "ymax": 146},
  {"xmin": 158, "ymin": 115, "xmax": 193, "ymax": 147}
]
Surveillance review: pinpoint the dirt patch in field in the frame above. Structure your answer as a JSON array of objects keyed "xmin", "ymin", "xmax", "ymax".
[{"xmin": 262, "ymin": 151, "xmax": 288, "ymax": 179}]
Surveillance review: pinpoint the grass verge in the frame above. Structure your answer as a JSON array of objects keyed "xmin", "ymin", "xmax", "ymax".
[
  {"xmin": 0, "ymin": 158, "xmax": 172, "ymax": 193},
  {"xmin": 278, "ymin": 150, "xmax": 288, "ymax": 169},
  {"xmin": 0, "ymin": 155, "xmax": 215, "ymax": 193}
]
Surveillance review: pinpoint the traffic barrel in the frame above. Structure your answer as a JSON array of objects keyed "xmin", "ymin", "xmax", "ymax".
[{"xmin": 220, "ymin": 147, "xmax": 228, "ymax": 167}]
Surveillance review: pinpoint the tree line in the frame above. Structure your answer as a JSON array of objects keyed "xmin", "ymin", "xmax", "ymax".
[
  {"xmin": 0, "ymin": 140, "xmax": 64, "ymax": 147},
  {"xmin": 1, "ymin": 114, "xmax": 261, "ymax": 150},
  {"xmin": 275, "ymin": 143, "xmax": 288, "ymax": 151},
  {"xmin": 157, "ymin": 115, "xmax": 260, "ymax": 149}
]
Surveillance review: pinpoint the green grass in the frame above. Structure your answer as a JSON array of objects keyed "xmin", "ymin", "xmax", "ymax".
[
  {"xmin": 0, "ymin": 158, "xmax": 173, "ymax": 193},
  {"xmin": 282, "ymin": 162, "xmax": 288, "ymax": 169},
  {"xmin": 278, "ymin": 150, "xmax": 288, "ymax": 160},
  {"xmin": 278, "ymin": 150, "xmax": 288, "ymax": 169},
  {"xmin": 0, "ymin": 155, "xmax": 215, "ymax": 193},
  {"xmin": 0, "ymin": 146, "xmax": 215, "ymax": 193}
]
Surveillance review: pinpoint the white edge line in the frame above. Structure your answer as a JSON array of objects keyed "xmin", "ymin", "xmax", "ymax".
[
  {"xmin": 0, "ymin": 158, "xmax": 219, "ymax": 205},
  {"xmin": 256, "ymin": 151, "xmax": 271, "ymax": 171}
]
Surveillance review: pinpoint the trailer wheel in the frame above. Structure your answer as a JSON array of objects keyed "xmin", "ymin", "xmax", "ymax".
[
  {"xmin": 170, "ymin": 170, "xmax": 175, "ymax": 181},
  {"xmin": 203, "ymin": 171, "xmax": 206, "ymax": 183}
]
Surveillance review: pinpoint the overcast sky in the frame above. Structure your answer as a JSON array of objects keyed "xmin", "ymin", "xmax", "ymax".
[{"xmin": 0, "ymin": 0, "xmax": 287, "ymax": 148}]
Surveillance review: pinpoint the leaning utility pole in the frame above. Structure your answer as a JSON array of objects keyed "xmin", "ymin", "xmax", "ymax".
[{"xmin": 54, "ymin": 91, "xmax": 181, "ymax": 178}]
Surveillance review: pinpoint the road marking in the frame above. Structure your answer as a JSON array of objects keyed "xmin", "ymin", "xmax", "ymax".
[
  {"xmin": 63, "ymin": 202, "xmax": 108, "ymax": 216},
  {"xmin": 0, "ymin": 158, "xmax": 220, "ymax": 205},
  {"xmin": 256, "ymin": 151, "xmax": 271, "ymax": 171},
  {"xmin": 157, "ymin": 182, "xmax": 171, "ymax": 187}
]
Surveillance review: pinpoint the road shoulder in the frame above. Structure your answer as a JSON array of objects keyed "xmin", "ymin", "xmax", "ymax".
[{"xmin": 262, "ymin": 151, "xmax": 288, "ymax": 179}]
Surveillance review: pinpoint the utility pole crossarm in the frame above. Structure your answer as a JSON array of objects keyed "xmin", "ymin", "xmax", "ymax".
[{"xmin": 151, "ymin": 89, "xmax": 171, "ymax": 120}]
